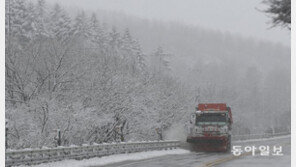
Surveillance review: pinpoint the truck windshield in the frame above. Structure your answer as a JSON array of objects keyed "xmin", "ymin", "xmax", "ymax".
[{"xmin": 196, "ymin": 113, "xmax": 227, "ymax": 123}]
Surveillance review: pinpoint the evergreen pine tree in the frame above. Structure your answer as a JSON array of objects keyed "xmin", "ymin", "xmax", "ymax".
[
  {"xmin": 34, "ymin": 0, "xmax": 48, "ymax": 37},
  {"xmin": 73, "ymin": 11, "xmax": 90, "ymax": 38},
  {"xmin": 48, "ymin": 3, "xmax": 72, "ymax": 43},
  {"xmin": 151, "ymin": 47, "xmax": 170, "ymax": 75},
  {"xmin": 89, "ymin": 13, "xmax": 107, "ymax": 48}
]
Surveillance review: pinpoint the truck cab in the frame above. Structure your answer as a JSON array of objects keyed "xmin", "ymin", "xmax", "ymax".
[{"xmin": 187, "ymin": 103, "xmax": 232, "ymax": 152}]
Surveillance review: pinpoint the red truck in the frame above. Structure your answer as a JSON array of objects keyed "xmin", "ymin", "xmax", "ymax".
[{"xmin": 186, "ymin": 103, "xmax": 233, "ymax": 152}]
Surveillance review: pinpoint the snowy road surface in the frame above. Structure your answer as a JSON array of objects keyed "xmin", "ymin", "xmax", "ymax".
[
  {"xmin": 24, "ymin": 135, "xmax": 290, "ymax": 167},
  {"xmin": 94, "ymin": 135, "xmax": 290, "ymax": 167}
]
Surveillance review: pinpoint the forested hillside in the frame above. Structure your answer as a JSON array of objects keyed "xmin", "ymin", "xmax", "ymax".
[
  {"xmin": 5, "ymin": 0, "xmax": 290, "ymax": 149},
  {"xmin": 94, "ymin": 9, "xmax": 290, "ymax": 135}
]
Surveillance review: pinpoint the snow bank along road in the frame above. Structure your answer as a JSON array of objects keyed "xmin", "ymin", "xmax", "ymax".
[{"xmin": 95, "ymin": 135, "xmax": 290, "ymax": 167}]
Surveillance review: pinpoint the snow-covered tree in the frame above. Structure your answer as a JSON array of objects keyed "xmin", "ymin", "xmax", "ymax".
[
  {"xmin": 34, "ymin": 0, "xmax": 48, "ymax": 37},
  {"xmin": 150, "ymin": 47, "xmax": 170, "ymax": 75},
  {"xmin": 48, "ymin": 3, "xmax": 72, "ymax": 43},
  {"xmin": 89, "ymin": 13, "xmax": 108, "ymax": 49},
  {"xmin": 73, "ymin": 11, "xmax": 90, "ymax": 38}
]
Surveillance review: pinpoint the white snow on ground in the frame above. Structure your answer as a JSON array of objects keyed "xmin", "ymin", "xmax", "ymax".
[
  {"xmin": 19, "ymin": 149, "xmax": 190, "ymax": 167},
  {"xmin": 233, "ymin": 135, "xmax": 290, "ymax": 143}
]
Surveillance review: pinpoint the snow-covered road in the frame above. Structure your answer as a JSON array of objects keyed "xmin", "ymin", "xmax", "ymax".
[
  {"xmin": 95, "ymin": 136, "xmax": 291, "ymax": 167},
  {"xmin": 23, "ymin": 135, "xmax": 290, "ymax": 167}
]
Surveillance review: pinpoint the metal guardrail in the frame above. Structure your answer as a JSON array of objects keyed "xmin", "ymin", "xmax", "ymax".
[{"xmin": 5, "ymin": 140, "xmax": 180, "ymax": 166}]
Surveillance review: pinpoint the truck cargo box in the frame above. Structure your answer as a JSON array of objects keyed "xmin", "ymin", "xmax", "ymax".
[{"xmin": 198, "ymin": 103, "xmax": 227, "ymax": 111}]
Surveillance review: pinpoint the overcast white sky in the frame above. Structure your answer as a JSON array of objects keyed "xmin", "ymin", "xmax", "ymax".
[{"xmin": 52, "ymin": 0, "xmax": 290, "ymax": 46}]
